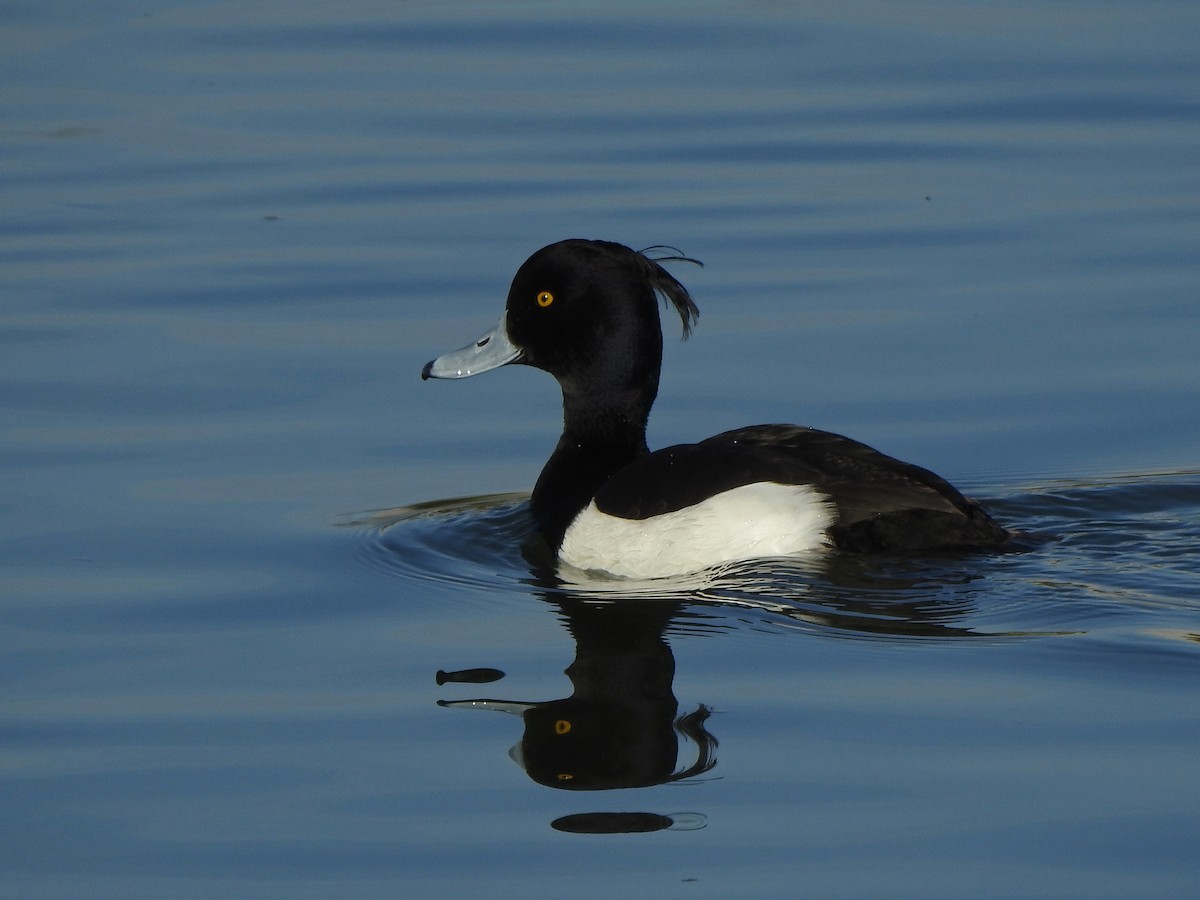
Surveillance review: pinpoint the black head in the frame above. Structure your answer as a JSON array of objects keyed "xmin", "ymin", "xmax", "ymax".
[
  {"xmin": 421, "ymin": 240, "xmax": 702, "ymax": 546},
  {"xmin": 503, "ymin": 240, "xmax": 700, "ymax": 398}
]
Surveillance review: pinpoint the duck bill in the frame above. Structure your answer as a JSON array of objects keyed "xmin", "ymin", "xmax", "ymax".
[{"xmin": 421, "ymin": 315, "xmax": 521, "ymax": 380}]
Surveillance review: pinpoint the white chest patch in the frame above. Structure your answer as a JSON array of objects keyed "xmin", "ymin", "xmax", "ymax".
[{"xmin": 558, "ymin": 481, "xmax": 837, "ymax": 579}]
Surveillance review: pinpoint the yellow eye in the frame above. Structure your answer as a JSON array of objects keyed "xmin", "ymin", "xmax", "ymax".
[
  {"xmin": 554, "ymin": 719, "xmax": 572, "ymax": 735},
  {"xmin": 536, "ymin": 290, "xmax": 554, "ymax": 308}
]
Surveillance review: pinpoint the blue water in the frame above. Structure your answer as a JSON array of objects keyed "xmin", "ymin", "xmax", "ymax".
[{"xmin": 3, "ymin": 1, "xmax": 1199, "ymax": 897}]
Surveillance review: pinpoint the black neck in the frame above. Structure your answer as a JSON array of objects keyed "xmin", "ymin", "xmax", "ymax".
[{"xmin": 530, "ymin": 384, "xmax": 655, "ymax": 549}]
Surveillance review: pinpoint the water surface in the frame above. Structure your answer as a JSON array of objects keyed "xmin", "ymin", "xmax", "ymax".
[{"xmin": 2, "ymin": 1, "xmax": 1198, "ymax": 897}]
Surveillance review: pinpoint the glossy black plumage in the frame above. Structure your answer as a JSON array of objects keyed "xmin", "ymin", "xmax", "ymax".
[
  {"xmin": 594, "ymin": 425, "xmax": 1009, "ymax": 552},
  {"xmin": 423, "ymin": 238, "xmax": 1010, "ymax": 565}
]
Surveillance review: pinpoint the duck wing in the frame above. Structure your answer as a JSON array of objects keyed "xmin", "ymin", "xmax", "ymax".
[{"xmin": 593, "ymin": 424, "xmax": 1009, "ymax": 552}]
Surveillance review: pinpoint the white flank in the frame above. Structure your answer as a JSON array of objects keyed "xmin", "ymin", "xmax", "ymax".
[{"xmin": 558, "ymin": 481, "xmax": 836, "ymax": 579}]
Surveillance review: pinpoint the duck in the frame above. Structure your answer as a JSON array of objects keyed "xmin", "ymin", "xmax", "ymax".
[{"xmin": 421, "ymin": 239, "xmax": 1010, "ymax": 578}]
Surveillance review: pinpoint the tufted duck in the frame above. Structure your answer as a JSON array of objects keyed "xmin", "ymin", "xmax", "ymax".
[{"xmin": 422, "ymin": 239, "xmax": 1009, "ymax": 577}]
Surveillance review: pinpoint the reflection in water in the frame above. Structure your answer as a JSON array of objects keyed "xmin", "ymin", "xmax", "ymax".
[
  {"xmin": 439, "ymin": 595, "xmax": 715, "ymax": 833},
  {"xmin": 435, "ymin": 667, "xmax": 505, "ymax": 685},
  {"xmin": 551, "ymin": 812, "xmax": 707, "ymax": 835},
  {"xmin": 533, "ymin": 538, "xmax": 1052, "ymax": 642},
  {"xmin": 440, "ymin": 598, "xmax": 718, "ymax": 791},
  {"xmin": 433, "ymin": 544, "xmax": 1037, "ymax": 833},
  {"xmin": 361, "ymin": 475, "xmax": 1200, "ymax": 835},
  {"xmin": 363, "ymin": 493, "xmax": 1070, "ymax": 819}
]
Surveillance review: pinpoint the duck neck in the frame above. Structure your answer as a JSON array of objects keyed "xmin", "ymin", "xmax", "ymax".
[{"xmin": 531, "ymin": 381, "xmax": 655, "ymax": 550}]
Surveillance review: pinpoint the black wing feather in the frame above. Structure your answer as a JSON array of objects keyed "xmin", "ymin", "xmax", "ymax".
[{"xmin": 592, "ymin": 424, "xmax": 1009, "ymax": 552}]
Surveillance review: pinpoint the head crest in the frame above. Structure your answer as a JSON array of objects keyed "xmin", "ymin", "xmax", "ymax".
[{"xmin": 636, "ymin": 245, "xmax": 702, "ymax": 339}]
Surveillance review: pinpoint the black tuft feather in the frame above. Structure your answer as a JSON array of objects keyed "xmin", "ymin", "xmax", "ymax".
[{"xmin": 635, "ymin": 246, "xmax": 702, "ymax": 339}]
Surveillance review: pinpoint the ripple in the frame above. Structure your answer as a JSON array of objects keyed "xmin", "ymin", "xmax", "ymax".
[
  {"xmin": 345, "ymin": 492, "xmax": 538, "ymax": 596},
  {"xmin": 344, "ymin": 470, "xmax": 1200, "ymax": 646}
]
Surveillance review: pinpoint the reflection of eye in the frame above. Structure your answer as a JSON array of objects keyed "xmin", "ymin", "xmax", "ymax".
[
  {"xmin": 536, "ymin": 291, "xmax": 554, "ymax": 308},
  {"xmin": 554, "ymin": 719, "xmax": 571, "ymax": 735}
]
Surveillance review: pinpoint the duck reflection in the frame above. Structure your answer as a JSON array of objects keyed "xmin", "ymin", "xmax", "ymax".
[
  {"xmin": 433, "ymin": 532, "xmax": 1039, "ymax": 834},
  {"xmin": 411, "ymin": 495, "xmax": 1041, "ymax": 833},
  {"xmin": 439, "ymin": 598, "xmax": 718, "ymax": 794}
]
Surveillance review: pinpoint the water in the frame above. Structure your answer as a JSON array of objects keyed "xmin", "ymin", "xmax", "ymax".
[{"xmin": 2, "ymin": 0, "xmax": 1199, "ymax": 897}]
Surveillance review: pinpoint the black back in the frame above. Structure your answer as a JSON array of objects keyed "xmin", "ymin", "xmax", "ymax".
[{"xmin": 593, "ymin": 424, "xmax": 1010, "ymax": 552}]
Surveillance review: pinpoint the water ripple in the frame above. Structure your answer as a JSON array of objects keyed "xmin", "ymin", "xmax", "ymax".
[{"xmin": 347, "ymin": 471, "xmax": 1200, "ymax": 647}]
